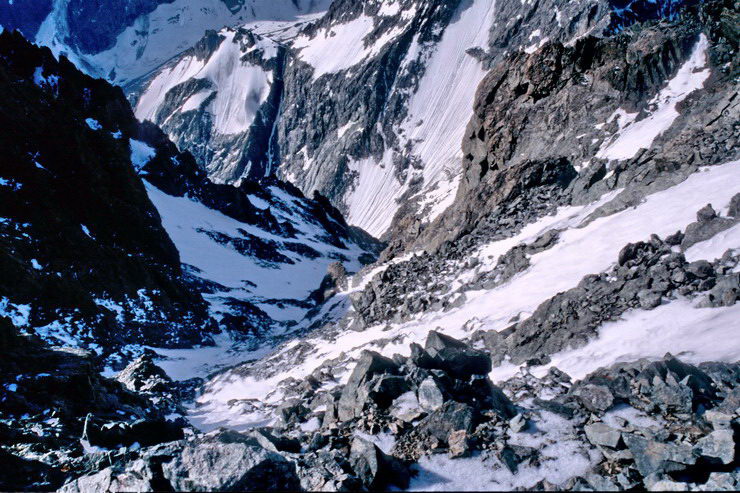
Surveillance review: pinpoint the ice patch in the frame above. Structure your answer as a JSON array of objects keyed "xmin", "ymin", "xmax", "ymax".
[
  {"xmin": 129, "ymin": 139, "xmax": 156, "ymax": 172},
  {"xmin": 85, "ymin": 118, "xmax": 102, "ymax": 130}
]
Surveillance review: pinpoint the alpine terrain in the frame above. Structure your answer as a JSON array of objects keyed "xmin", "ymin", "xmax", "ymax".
[{"xmin": 0, "ymin": 0, "xmax": 739, "ymax": 490}]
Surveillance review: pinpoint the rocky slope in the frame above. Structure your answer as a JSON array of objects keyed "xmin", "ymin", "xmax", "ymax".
[
  {"xmin": 150, "ymin": 1, "xmax": 738, "ymax": 490},
  {"xmin": 54, "ymin": 332, "xmax": 740, "ymax": 492},
  {"xmin": 1, "ymin": 0, "xmax": 739, "ymax": 491}
]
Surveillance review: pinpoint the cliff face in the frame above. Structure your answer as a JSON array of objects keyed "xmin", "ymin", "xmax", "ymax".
[
  {"xmin": 0, "ymin": 30, "xmax": 214, "ymax": 350},
  {"xmin": 403, "ymin": 0, "xmax": 739, "ymax": 256}
]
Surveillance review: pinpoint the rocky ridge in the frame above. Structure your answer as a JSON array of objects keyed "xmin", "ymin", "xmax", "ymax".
[{"xmin": 53, "ymin": 331, "xmax": 740, "ymax": 491}]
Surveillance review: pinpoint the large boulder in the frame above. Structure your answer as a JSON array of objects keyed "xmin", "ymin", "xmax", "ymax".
[
  {"xmin": 116, "ymin": 350, "xmax": 172, "ymax": 393},
  {"xmin": 161, "ymin": 431, "xmax": 301, "ymax": 491},
  {"xmin": 349, "ymin": 437, "xmax": 410, "ymax": 490},
  {"xmin": 59, "ymin": 459, "xmax": 162, "ymax": 493},
  {"xmin": 416, "ymin": 331, "xmax": 492, "ymax": 378},
  {"xmin": 337, "ymin": 351, "xmax": 398, "ymax": 421},
  {"xmin": 681, "ymin": 204, "xmax": 738, "ymax": 251}
]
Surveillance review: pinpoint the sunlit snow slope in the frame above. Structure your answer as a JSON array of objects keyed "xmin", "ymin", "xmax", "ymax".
[{"xmin": 166, "ymin": 160, "xmax": 739, "ymax": 433}]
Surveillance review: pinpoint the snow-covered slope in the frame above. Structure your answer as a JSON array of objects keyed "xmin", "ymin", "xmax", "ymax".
[
  {"xmin": 134, "ymin": 28, "xmax": 283, "ymax": 181},
  {"xmin": 130, "ymin": 0, "xmax": 697, "ymax": 240},
  {"xmin": 11, "ymin": 0, "xmax": 332, "ymax": 85}
]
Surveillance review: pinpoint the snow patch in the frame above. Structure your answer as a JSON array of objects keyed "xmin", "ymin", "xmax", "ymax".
[{"xmin": 596, "ymin": 34, "xmax": 710, "ymax": 161}]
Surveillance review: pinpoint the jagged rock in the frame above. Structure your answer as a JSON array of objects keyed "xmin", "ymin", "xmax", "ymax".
[
  {"xmin": 249, "ymin": 428, "xmax": 301, "ymax": 454},
  {"xmin": 703, "ymin": 409, "xmax": 733, "ymax": 430},
  {"xmin": 728, "ymin": 194, "xmax": 740, "ymax": 217},
  {"xmin": 695, "ymin": 430, "xmax": 735, "ymax": 464},
  {"xmin": 337, "ymin": 351, "xmax": 398, "ymax": 422},
  {"xmin": 367, "ymin": 374, "xmax": 409, "ymax": 408},
  {"xmin": 389, "ymin": 391, "xmax": 424, "ymax": 423},
  {"xmin": 622, "ymin": 434, "xmax": 696, "ymax": 477},
  {"xmin": 417, "ymin": 401, "xmax": 476, "ymax": 443},
  {"xmin": 418, "ymin": 377, "xmax": 445, "ymax": 412},
  {"xmin": 638, "ymin": 290, "xmax": 663, "ymax": 309},
  {"xmin": 161, "ymin": 431, "xmax": 301, "ymax": 491},
  {"xmin": 275, "ymin": 399, "xmax": 310, "ymax": 427},
  {"xmin": 448, "ymin": 430, "xmax": 472, "ymax": 458},
  {"xmin": 681, "ymin": 205, "xmax": 738, "ymax": 251},
  {"xmin": 116, "ymin": 350, "xmax": 172, "ymax": 393},
  {"xmin": 509, "ymin": 413, "xmax": 529, "ymax": 433},
  {"xmin": 570, "ymin": 384, "xmax": 615, "ymax": 413},
  {"xmin": 499, "ymin": 445, "xmax": 539, "ymax": 474},
  {"xmin": 699, "ymin": 273, "xmax": 739, "ymax": 307},
  {"xmin": 419, "ymin": 331, "xmax": 492, "ymax": 378},
  {"xmin": 349, "ymin": 437, "xmax": 409, "ymax": 490},
  {"xmin": 292, "ymin": 449, "xmax": 362, "ymax": 491},
  {"xmin": 59, "ymin": 459, "xmax": 161, "ymax": 493},
  {"xmin": 584, "ymin": 422, "xmax": 622, "ymax": 448},
  {"xmin": 696, "ymin": 472, "xmax": 739, "ymax": 491}
]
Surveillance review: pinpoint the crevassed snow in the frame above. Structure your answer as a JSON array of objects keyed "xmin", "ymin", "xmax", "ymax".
[
  {"xmin": 129, "ymin": 139, "xmax": 156, "ymax": 171},
  {"xmin": 596, "ymin": 34, "xmax": 710, "ymax": 161},
  {"xmin": 136, "ymin": 29, "xmax": 274, "ymax": 135}
]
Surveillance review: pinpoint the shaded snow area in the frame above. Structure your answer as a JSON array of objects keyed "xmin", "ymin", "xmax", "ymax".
[
  {"xmin": 338, "ymin": 0, "xmax": 497, "ymax": 236},
  {"xmin": 142, "ymin": 178, "xmax": 370, "ymax": 378},
  {"xmin": 136, "ymin": 29, "xmax": 277, "ymax": 136},
  {"xmin": 191, "ymin": 161, "xmax": 739, "ymax": 432},
  {"xmin": 596, "ymin": 34, "xmax": 711, "ymax": 161},
  {"xmin": 35, "ymin": 0, "xmax": 332, "ymax": 85},
  {"xmin": 129, "ymin": 139, "xmax": 156, "ymax": 172}
]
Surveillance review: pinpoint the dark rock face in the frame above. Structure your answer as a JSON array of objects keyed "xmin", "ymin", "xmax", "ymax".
[
  {"xmin": 136, "ymin": 28, "xmax": 287, "ymax": 182},
  {"xmin": 0, "ymin": 318, "xmax": 186, "ymax": 491},
  {"xmin": 404, "ymin": 0, "xmax": 738, "ymax": 255},
  {"xmin": 0, "ymin": 30, "xmax": 213, "ymax": 351}
]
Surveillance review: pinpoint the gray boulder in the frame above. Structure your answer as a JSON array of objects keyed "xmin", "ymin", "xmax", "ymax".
[
  {"xmin": 349, "ymin": 437, "xmax": 409, "ymax": 490},
  {"xmin": 695, "ymin": 430, "xmax": 735, "ymax": 465},
  {"xmin": 584, "ymin": 422, "xmax": 622, "ymax": 448},
  {"xmin": 418, "ymin": 377, "xmax": 445, "ymax": 412},
  {"xmin": 337, "ymin": 351, "xmax": 398, "ymax": 421},
  {"xmin": 59, "ymin": 459, "xmax": 159, "ymax": 493},
  {"xmin": 681, "ymin": 205, "xmax": 737, "ymax": 251},
  {"xmin": 420, "ymin": 331, "xmax": 492, "ymax": 378},
  {"xmin": 623, "ymin": 434, "xmax": 696, "ymax": 478},
  {"xmin": 417, "ymin": 401, "xmax": 476, "ymax": 443},
  {"xmin": 570, "ymin": 384, "xmax": 615, "ymax": 413},
  {"xmin": 161, "ymin": 431, "xmax": 300, "ymax": 491}
]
